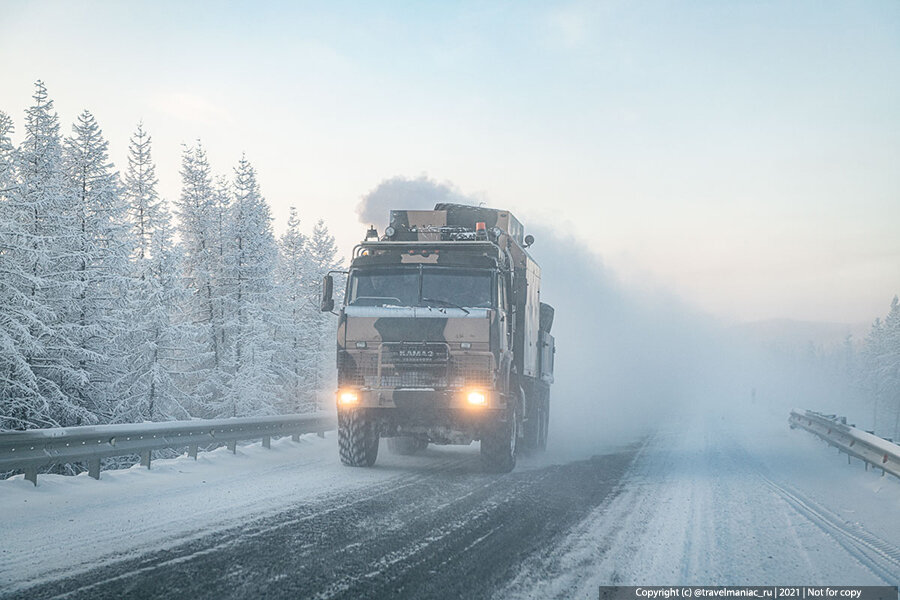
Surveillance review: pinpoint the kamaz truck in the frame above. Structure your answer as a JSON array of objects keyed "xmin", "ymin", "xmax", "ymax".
[{"xmin": 320, "ymin": 204, "xmax": 555, "ymax": 472}]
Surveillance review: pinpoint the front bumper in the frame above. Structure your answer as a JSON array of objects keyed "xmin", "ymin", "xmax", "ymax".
[{"xmin": 336, "ymin": 387, "xmax": 506, "ymax": 411}]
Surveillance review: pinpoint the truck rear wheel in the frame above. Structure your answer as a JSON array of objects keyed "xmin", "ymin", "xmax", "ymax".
[
  {"xmin": 522, "ymin": 388, "xmax": 549, "ymax": 453},
  {"xmin": 537, "ymin": 396, "xmax": 549, "ymax": 451},
  {"xmin": 338, "ymin": 409, "xmax": 379, "ymax": 467},
  {"xmin": 386, "ymin": 436, "xmax": 428, "ymax": 455},
  {"xmin": 480, "ymin": 408, "xmax": 517, "ymax": 473}
]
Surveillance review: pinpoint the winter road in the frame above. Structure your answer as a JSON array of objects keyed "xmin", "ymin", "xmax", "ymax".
[
  {"xmin": 2, "ymin": 405, "xmax": 899, "ymax": 599},
  {"xmin": 3, "ymin": 445, "xmax": 637, "ymax": 599}
]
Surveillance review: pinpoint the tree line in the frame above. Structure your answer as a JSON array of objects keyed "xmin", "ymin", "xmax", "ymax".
[{"xmin": 0, "ymin": 81, "xmax": 340, "ymax": 431}]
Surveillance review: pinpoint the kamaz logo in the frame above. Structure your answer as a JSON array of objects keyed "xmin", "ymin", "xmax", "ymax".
[
  {"xmin": 387, "ymin": 344, "xmax": 448, "ymax": 363},
  {"xmin": 398, "ymin": 349, "xmax": 435, "ymax": 358}
]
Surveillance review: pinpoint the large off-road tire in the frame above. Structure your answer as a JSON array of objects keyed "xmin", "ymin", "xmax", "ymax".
[
  {"xmin": 480, "ymin": 410, "xmax": 517, "ymax": 472},
  {"xmin": 537, "ymin": 394, "xmax": 549, "ymax": 451},
  {"xmin": 338, "ymin": 409, "xmax": 379, "ymax": 467},
  {"xmin": 522, "ymin": 389, "xmax": 549, "ymax": 453},
  {"xmin": 480, "ymin": 398, "xmax": 518, "ymax": 473},
  {"xmin": 386, "ymin": 436, "xmax": 428, "ymax": 455}
]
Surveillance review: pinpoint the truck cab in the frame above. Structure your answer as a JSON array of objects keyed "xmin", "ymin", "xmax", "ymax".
[{"xmin": 322, "ymin": 204, "xmax": 554, "ymax": 472}]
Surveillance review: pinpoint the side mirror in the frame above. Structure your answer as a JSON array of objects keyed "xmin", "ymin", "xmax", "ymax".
[
  {"xmin": 523, "ymin": 234, "xmax": 534, "ymax": 248},
  {"xmin": 320, "ymin": 275, "xmax": 335, "ymax": 312}
]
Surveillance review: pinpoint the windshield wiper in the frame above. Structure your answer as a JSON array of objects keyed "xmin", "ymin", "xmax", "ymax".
[{"xmin": 420, "ymin": 298, "xmax": 470, "ymax": 315}]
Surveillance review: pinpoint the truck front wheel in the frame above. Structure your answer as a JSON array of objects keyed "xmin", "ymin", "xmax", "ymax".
[
  {"xmin": 480, "ymin": 406, "xmax": 518, "ymax": 473},
  {"xmin": 338, "ymin": 409, "xmax": 379, "ymax": 467}
]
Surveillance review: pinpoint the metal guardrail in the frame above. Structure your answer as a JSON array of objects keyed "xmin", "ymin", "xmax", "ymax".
[
  {"xmin": 0, "ymin": 412, "xmax": 337, "ymax": 486},
  {"xmin": 789, "ymin": 409, "xmax": 900, "ymax": 480}
]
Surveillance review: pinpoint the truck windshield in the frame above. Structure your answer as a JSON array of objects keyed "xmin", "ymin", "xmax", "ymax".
[
  {"xmin": 421, "ymin": 269, "xmax": 492, "ymax": 308},
  {"xmin": 348, "ymin": 267, "xmax": 493, "ymax": 308},
  {"xmin": 348, "ymin": 269, "xmax": 419, "ymax": 307}
]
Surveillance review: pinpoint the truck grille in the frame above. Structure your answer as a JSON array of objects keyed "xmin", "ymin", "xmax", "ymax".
[{"xmin": 339, "ymin": 348, "xmax": 494, "ymax": 389}]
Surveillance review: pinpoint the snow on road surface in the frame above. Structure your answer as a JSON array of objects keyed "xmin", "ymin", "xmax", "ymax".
[
  {"xmin": 0, "ymin": 433, "xmax": 413, "ymax": 593},
  {"xmin": 2, "ymin": 402, "xmax": 898, "ymax": 599},
  {"xmin": 0, "ymin": 437, "xmax": 635, "ymax": 599},
  {"xmin": 498, "ymin": 403, "xmax": 900, "ymax": 598}
]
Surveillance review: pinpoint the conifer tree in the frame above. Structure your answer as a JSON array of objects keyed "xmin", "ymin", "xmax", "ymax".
[
  {"xmin": 125, "ymin": 122, "xmax": 157, "ymax": 261},
  {"xmin": 61, "ymin": 110, "xmax": 133, "ymax": 422},
  {"xmin": 275, "ymin": 207, "xmax": 316, "ymax": 411},
  {"xmin": 0, "ymin": 83, "xmax": 89, "ymax": 428},
  {"xmin": 307, "ymin": 219, "xmax": 342, "ymax": 404},
  {"xmin": 219, "ymin": 156, "xmax": 280, "ymax": 416},
  {"xmin": 0, "ymin": 111, "xmax": 43, "ymax": 429},
  {"xmin": 882, "ymin": 297, "xmax": 900, "ymax": 438},
  {"xmin": 175, "ymin": 143, "xmax": 225, "ymax": 415},
  {"xmin": 119, "ymin": 123, "xmax": 191, "ymax": 421}
]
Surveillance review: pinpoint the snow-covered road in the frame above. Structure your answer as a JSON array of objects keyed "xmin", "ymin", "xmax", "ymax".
[
  {"xmin": 1, "ymin": 403, "xmax": 898, "ymax": 599},
  {"xmin": 499, "ymin": 405, "xmax": 900, "ymax": 598}
]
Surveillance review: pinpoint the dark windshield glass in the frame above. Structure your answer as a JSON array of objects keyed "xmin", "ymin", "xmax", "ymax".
[
  {"xmin": 422, "ymin": 268, "xmax": 492, "ymax": 308},
  {"xmin": 348, "ymin": 268, "xmax": 418, "ymax": 306},
  {"xmin": 349, "ymin": 267, "xmax": 494, "ymax": 308}
]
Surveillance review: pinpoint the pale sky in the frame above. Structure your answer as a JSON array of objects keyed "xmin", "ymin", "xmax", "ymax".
[{"xmin": 1, "ymin": 0, "xmax": 898, "ymax": 324}]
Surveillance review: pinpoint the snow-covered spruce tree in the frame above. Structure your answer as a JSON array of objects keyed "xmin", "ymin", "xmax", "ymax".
[
  {"xmin": 125, "ymin": 123, "xmax": 156, "ymax": 262},
  {"xmin": 0, "ymin": 111, "xmax": 14, "ymax": 194},
  {"xmin": 881, "ymin": 297, "xmax": 900, "ymax": 439},
  {"xmin": 0, "ymin": 83, "xmax": 91, "ymax": 429},
  {"xmin": 175, "ymin": 143, "xmax": 226, "ymax": 416},
  {"xmin": 61, "ymin": 110, "xmax": 134, "ymax": 423},
  {"xmin": 275, "ymin": 206, "xmax": 318, "ymax": 412},
  {"xmin": 861, "ymin": 318, "xmax": 886, "ymax": 431},
  {"xmin": 307, "ymin": 219, "xmax": 342, "ymax": 407},
  {"xmin": 858, "ymin": 296, "xmax": 900, "ymax": 438},
  {"xmin": 217, "ymin": 156, "xmax": 281, "ymax": 417},
  {"xmin": 211, "ymin": 174, "xmax": 231, "ymax": 369},
  {"xmin": 0, "ymin": 110, "xmax": 44, "ymax": 430},
  {"xmin": 118, "ymin": 123, "xmax": 191, "ymax": 422}
]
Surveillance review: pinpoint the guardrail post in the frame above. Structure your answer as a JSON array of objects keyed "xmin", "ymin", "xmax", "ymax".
[
  {"xmin": 188, "ymin": 445, "xmax": 198, "ymax": 460},
  {"xmin": 317, "ymin": 430, "xmax": 325, "ymax": 439},
  {"xmin": 291, "ymin": 433, "xmax": 300, "ymax": 442},
  {"xmin": 262, "ymin": 436, "xmax": 270, "ymax": 449},
  {"xmin": 227, "ymin": 440, "xmax": 236, "ymax": 453},
  {"xmin": 88, "ymin": 458, "xmax": 101, "ymax": 480},
  {"xmin": 24, "ymin": 467, "xmax": 37, "ymax": 486},
  {"xmin": 140, "ymin": 450, "xmax": 151, "ymax": 469}
]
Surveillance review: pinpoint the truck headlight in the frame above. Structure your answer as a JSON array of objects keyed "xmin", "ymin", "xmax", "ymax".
[
  {"xmin": 467, "ymin": 390, "xmax": 487, "ymax": 406},
  {"xmin": 339, "ymin": 390, "xmax": 359, "ymax": 405}
]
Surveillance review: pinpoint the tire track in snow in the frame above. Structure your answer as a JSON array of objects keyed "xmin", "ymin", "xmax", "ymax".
[{"xmin": 762, "ymin": 477, "xmax": 900, "ymax": 584}]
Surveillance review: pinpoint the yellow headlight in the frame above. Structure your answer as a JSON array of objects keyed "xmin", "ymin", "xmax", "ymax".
[
  {"xmin": 467, "ymin": 390, "xmax": 487, "ymax": 406},
  {"xmin": 339, "ymin": 390, "xmax": 359, "ymax": 405}
]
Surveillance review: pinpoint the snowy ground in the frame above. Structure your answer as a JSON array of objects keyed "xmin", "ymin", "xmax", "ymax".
[
  {"xmin": 2, "ymin": 401, "xmax": 899, "ymax": 599},
  {"xmin": 497, "ymin": 402, "xmax": 900, "ymax": 598},
  {"xmin": 0, "ymin": 433, "xmax": 395, "ymax": 593}
]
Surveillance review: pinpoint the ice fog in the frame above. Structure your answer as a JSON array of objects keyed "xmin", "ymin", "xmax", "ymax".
[
  {"xmin": 530, "ymin": 223, "xmax": 864, "ymax": 460},
  {"xmin": 528, "ymin": 225, "xmax": 741, "ymax": 459}
]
